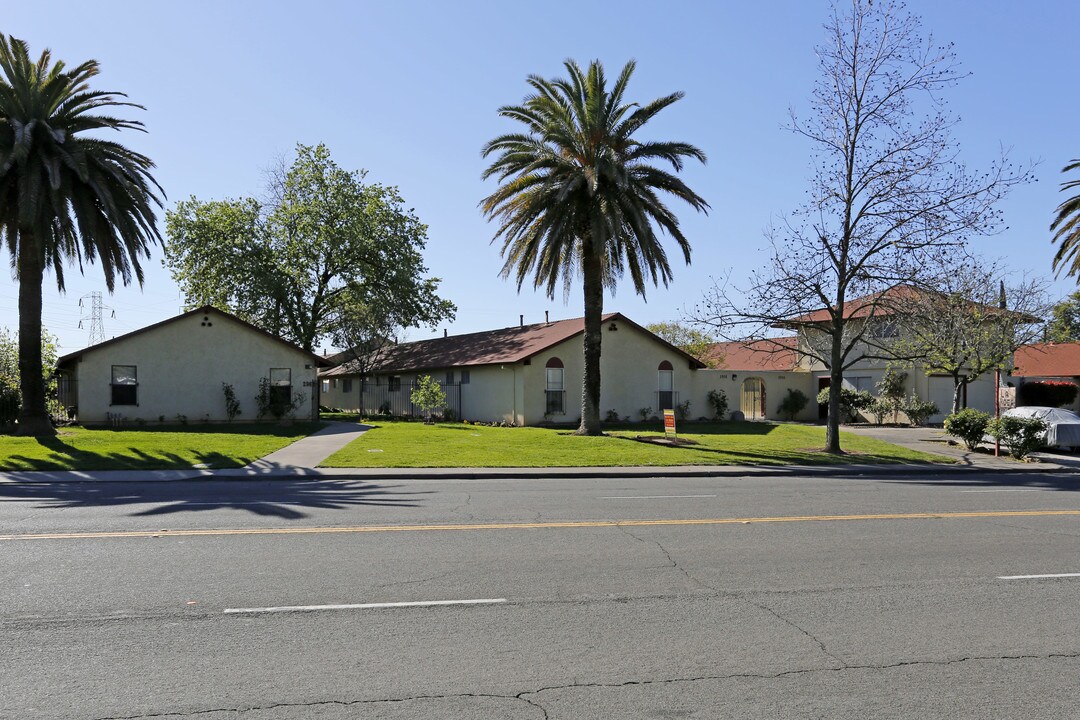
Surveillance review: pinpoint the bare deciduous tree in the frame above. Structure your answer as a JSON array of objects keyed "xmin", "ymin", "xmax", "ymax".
[{"xmin": 689, "ymin": 0, "xmax": 1030, "ymax": 453}]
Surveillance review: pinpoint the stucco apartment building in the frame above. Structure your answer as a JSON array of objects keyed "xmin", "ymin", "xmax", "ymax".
[{"xmin": 56, "ymin": 306, "xmax": 329, "ymax": 424}]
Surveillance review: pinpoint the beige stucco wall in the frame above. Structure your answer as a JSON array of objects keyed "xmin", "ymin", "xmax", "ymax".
[
  {"xmin": 687, "ymin": 370, "xmax": 819, "ymax": 422},
  {"xmin": 70, "ymin": 311, "xmax": 319, "ymax": 424}
]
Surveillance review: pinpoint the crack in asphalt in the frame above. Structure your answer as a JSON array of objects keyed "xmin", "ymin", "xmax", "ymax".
[
  {"xmin": 87, "ymin": 653, "xmax": 1080, "ymax": 719},
  {"xmin": 616, "ymin": 525, "xmax": 716, "ymax": 592},
  {"xmin": 746, "ymin": 598, "xmax": 847, "ymax": 668}
]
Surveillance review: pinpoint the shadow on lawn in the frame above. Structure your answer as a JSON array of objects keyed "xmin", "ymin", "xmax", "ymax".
[
  {"xmin": 608, "ymin": 434, "xmax": 933, "ymax": 466},
  {"xmin": 1, "ymin": 425, "xmax": 322, "ymax": 471},
  {"xmin": 0, "ymin": 478, "xmax": 428, "ymax": 519}
]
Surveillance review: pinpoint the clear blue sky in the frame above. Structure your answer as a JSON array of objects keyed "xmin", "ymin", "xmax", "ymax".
[{"xmin": 5, "ymin": 1, "xmax": 1079, "ymax": 355}]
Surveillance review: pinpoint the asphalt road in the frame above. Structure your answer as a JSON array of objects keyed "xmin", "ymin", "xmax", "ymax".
[{"xmin": 1, "ymin": 469, "xmax": 1079, "ymax": 719}]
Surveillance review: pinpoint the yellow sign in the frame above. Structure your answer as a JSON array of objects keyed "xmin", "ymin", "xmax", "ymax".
[{"xmin": 663, "ymin": 409, "xmax": 676, "ymax": 436}]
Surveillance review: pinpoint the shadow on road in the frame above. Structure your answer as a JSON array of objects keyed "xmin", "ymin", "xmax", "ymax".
[
  {"xmin": 884, "ymin": 471, "xmax": 1080, "ymax": 493},
  {"xmin": 0, "ymin": 478, "xmax": 429, "ymax": 519}
]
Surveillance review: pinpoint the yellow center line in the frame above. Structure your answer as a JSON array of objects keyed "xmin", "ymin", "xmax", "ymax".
[{"xmin": 2, "ymin": 509, "xmax": 1078, "ymax": 542}]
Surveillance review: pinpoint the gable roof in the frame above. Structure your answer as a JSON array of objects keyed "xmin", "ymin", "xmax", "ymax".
[
  {"xmin": 783, "ymin": 285, "xmax": 1039, "ymax": 325},
  {"xmin": 1013, "ymin": 343, "xmax": 1080, "ymax": 378},
  {"xmin": 57, "ymin": 306, "xmax": 332, "ymax": 367},
  {"xmin": 703, "ymin": 337, "xmax": 800, "ymax": 372},
  {"xmin": 323, "ymin": 312, "xmax": 707, "ymax": 376}
]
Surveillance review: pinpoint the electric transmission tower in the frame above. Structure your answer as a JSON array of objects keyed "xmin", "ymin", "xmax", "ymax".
[{"xmin": 78, "ymin": 292, "xmax": 115, "ymax": 346}]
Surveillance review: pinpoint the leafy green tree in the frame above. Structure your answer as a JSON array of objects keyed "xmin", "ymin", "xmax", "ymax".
[
  {"xmin": 165, "ymin": 144, "xmax": 455, "ymax": 351},
  {"xmin": 1043, "ymin": 290, "xmax": 1080, "ymax": 343},
  {"xmin": 1050, "ymin": 160, "xmax": 1080, "ymax": 279},
  {"xmin": 410, "ymin": 375, "xmax": 447, "ymax": 422},
  {"xmin": 0, "ymin": 36, "xmax": 162, "ymax": 435},
  {"xmin": 646, "ymin": 322, "xmax": 718, "ymax": 366},
  {"xmin": 481, "ymin": 59, "xmax": 709, "ymax": 435}
]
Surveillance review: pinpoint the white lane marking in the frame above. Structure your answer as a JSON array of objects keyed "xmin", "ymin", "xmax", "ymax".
[
  {"xmin": 599, "ymin": 494, "xmax": 718, "ymax": 500},
  {"xmin": 997, "ymin": 573, "xmax": 1080, "ymax": 580},
  {"xmin": 958, "ymin": 488, "xmax": 1048, "ymax": 493},
  {"xmin": 223, "ymin": 598, "xmax": 507, "ymax": 614}
]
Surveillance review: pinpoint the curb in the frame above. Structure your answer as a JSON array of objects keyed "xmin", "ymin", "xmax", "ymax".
[{"xmin": 0, "ymin": 461, "xmax": 1071, "ymax": 484}]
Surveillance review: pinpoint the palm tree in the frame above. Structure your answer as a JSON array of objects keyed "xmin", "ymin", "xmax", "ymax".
[
  {"xmin": 481, "ymin": 59, "xmax": 708, "ymax": 435},
  {"xmin": 0, "ymin": 36, "xmax": 162, "ymax": 435},
  {"xmin": 1051, "ymin": 159, "xmax": 1080, "ymax": 279}
]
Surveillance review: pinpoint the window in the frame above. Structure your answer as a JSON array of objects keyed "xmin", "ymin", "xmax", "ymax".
[
  {"xmin": 321, "ymin": 379, "xmax": 329, "ymax": 393},
  {"xmin": 657, "ymin": 360, "xmax": 674, "ymax": 410},
  {"xmin": 868, "ymin": 320, "xmax": 899, "ymax": 339},
  {"xmin": 269, "ymin": 368, "xmax": 292, "ymax": 406},
  {"xmin": 460, "ymin": 369, "xmax": 470, "ymax": 385},
  {"xmin": 545, "ymin": 358, "xmax": 565, "ymax": 414},
  {"xmin": 846, "ymin": 376, "xmax": 873, "ymax": 392},
  {"xmin": 388, "ymin": 376, "xmax": 401, "ymax": 392},
  {"xmin": 110, "ymin": 365, "xmax": 137, "ymax": 406},
  {"xmin": 342, "ymin": 378, "xmax": 353, "ymax": 394},
  {"xmin": 445, "ymin": 370, "xmax": 454, "ymax": 386}
]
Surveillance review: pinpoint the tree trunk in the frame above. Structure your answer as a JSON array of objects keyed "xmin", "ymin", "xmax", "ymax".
[
  {"xmin": 577, "ymin": 250, "xmax": 603, "ymax": 436},
  {"xmin": 16, "ymin": 232, "xmax": 55, "ymax": 436},
  {"xmin": 951, "ymin": 376, "xmax": 964, "ymax": 416},
  {"xmin": 824, "ymin": 330, "xmax": 844, "ymax": 454}
]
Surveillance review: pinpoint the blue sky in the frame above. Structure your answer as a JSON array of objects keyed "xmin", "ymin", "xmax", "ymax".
[{"xmin": 5, "ymin": 1, "xmax": 1079, "ymax": 354}]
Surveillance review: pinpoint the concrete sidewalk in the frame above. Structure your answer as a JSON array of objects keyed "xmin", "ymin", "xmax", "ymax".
[{"xmin": 243, "ymin": 421, "xmax": 370, "ymax": 472}]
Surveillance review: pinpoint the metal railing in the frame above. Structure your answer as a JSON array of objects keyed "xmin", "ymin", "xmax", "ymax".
[
  {"xmin": 352, "ymin": 381, "xmax": 462, "ymax": 419},
  {"xmin": 655, "ymin": 390, "xmax": 680, "ymax": 411},
  {"xmin": 545, "ymin": 389, "xmax": 566, "ymax": 415}
]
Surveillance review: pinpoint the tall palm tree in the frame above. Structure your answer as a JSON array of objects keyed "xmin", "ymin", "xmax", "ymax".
[
  {"xmin": 1051, "ymin": 159, "xmax": 1080, "ymax": 279},
  {"xmin": 0, "ymin": 36, "xmax": 162, "ymax": 435},
  {"xmin": 481, "ymin": 59, "xmax": 708, "ymax": 435}
]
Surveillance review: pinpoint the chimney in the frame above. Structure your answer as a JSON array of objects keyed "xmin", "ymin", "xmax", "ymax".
[
  {"xmin": 519, "ymin": 314, "xmax": 524, "ymax": 327},
  {"xmin": 443, "ymin": 328, "xmax": 448, "ymax": 338},
  {"xmin": 545, "ymin": 310, "xmax": 549, "ymax": 324}
]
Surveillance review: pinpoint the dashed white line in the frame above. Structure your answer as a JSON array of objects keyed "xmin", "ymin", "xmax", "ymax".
[
  {"xmin": 997, "ymin": 573, "xmax": 1080, "ymax": 580},
  {"xmin": 599, "ymin": 494, "xmax": 718, "ymax": 500},
  {"xmin": 223, "ymin": 598, "xmax": 507, "ymax": 614}
]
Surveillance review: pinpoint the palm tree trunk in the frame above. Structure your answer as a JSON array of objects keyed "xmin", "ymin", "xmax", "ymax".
[
  {"xmin": 16, "ymin": 232, "xmax": 55, "ymax": 436},
  {"xmin": 577, "ymin": 250, "xmax": 603, "ymax": 435}
]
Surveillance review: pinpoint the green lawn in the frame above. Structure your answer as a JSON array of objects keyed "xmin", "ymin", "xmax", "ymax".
[
  {"xmin": 0, "ymin": 423, "xmax": 320, "ymax": 471},
  {"xmin": 321, "ymin": 421, "xmax": 951, "ymax": 468}
]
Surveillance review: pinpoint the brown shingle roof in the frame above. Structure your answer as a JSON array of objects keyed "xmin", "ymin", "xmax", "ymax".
[
  {"xmin": 783, "ymin": 285, "xmax": 1038, "ymax": 325},
  {"xmin": 703, "ymin": 337, "xmax": 800, "ymax": 372},
  {"xmin": 323, "ymin": 313, "xmax": 707, "ymax": 376},
  {"xmin": 1013, "ymin": 343, "xmax": 1080, "ymax": 378}
]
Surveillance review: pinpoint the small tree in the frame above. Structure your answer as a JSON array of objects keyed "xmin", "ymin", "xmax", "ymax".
[
  {"xmin": 902, "ymin": 394, "xmax": 939, "ymax": 427},
  {"xmin": 876, "ymin": 370, "xmax": 907, "ymax": 424},
  {"xmin": 410, "ymin": 375, "xmax": 447, "ymax": 423},
  {"xmin": 943, "ymin": 409, "xmax": 991, "ymax": 451},
  {"xmin": 221, "ymin": 382, "xmax": 241, "ymax": 422},
  {"xmin": 777, "ymin": 389, "xmax": 809, "ymax": 421},
  {"xmin": 816, "ymin": 387, "xmax": 872, "ymax": 423}
]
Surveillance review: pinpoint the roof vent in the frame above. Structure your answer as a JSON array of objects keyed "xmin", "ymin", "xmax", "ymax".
[
  {"xmin": 444, "ymin": 329, "xmax": 448, "ymax": 338},
  {"xmin": 545, "ymin": 310, "xmax": 549, "ymax": 324},
  {"xmin": 520, "ymin": 314, "xmax": 524, "ymax": 328}
]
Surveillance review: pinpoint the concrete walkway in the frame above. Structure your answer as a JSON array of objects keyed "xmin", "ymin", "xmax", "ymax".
[{"xmin": 243, "ymin": 421, "xmax": 371, "ymax": 472}]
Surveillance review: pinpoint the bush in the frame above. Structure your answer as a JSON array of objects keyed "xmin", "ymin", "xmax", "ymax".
[
  {"xmin": 777, "ymin": 389, "xmax": 809, "ymax": 420},
  {"xmin": 868, "ymin": 398, "xmax": 891, "ymax": 426},
  {"xmin": 604, "ymin": 409, "xmax": 620, "ymax": 423},
  {"xmin": 674, "ymin": 400, "xmax": 692, "ymax": 422},
  {"xmin": 901, "ymin": 394, "xmax": 939, "ymax": 427},
  {"xmin": 638, "ymin": 407, "xmax": 652, "ymax": 423},
  {"xmin": 706, "ymin": 389, "xmax": 729, "ymax": 421},
  {"xmin": 816, "ymin": 386, "xmax": 874, "ymax": 423},
  {"xmin": 876, "ymin": 370, "xmax": 907, "ymax": 423},
  {"xmin": 986, "ymin": 415, "xmax": 1047, "ymax": 460},
  {"xmin": 255, "ymin": 377, "xmax": 305, "ymax": 420},
  {"xmin": 222, "ymin": 382, "xmax": 241, "ymax": 422},
  {"xmin": 943, "ymin": 408, "xmax": 992, "ymax": 451},
  {"xmin": 1018, "ymin": 381, "xmax": 1079, "ymax": 408},
  {"xmin": 0, "ymin": 380, "xmax": 19, "ymax": 427}
]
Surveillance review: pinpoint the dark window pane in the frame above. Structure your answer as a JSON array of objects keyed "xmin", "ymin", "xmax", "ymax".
[{"xmin": 111, "ymin": 384, "xmax": 137, "ymax": 406}]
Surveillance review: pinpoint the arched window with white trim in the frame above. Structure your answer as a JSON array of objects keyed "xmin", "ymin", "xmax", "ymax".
[
  {"xmin": 657, "ymin": 360, "xmax": 674, "ymax": 410},
  {"xmin": 545, "ymin": 358, "xmax": 565, "ymax": 415}
]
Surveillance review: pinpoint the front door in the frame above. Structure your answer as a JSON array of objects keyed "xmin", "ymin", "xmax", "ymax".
[{"xmin": 741, "ymin": 378, "xmax": 766, "ymax": 420}]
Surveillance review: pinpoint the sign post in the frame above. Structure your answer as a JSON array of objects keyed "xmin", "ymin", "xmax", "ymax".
[{"xmin": 663, "ymin": 408, "xmax": 676, "ymax": 438}]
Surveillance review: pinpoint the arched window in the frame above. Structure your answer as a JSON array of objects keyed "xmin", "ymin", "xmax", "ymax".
[
  {"xmin": 545, "ymin": 358, "xmax": 565, "ymax": 414},
  {"xmin": 658, "ymin": 361, "xmax": 674, "ymax": 410}
]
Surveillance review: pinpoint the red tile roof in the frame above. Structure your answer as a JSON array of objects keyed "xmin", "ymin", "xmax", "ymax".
[
  {"xmin": 702, "ymin": 337, "xmax": 800, "ymax": 372},
  {"xmin": 1013, "ymin": 343, "xmax": 1080, "ymax": 378},
  {"xmin": 323, "ymin": 313, "xmax": 707, "ymax": 376},
  {"xmin": 783, "ymin": 285, "xmax": 1038, "ymax": 325}
]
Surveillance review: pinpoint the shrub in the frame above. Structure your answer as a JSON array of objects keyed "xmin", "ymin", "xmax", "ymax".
[
  {"xmin": 986, "ymin": 415, "xmax": 1047, "ymax": 460},
  {"xmin": 901, "ymin": 394, "xmax": 939, "ymax": 427},
  {"xmin": 604, "ymin": 409, "xmax": 620, "ymax": 422},
  {"xmin": 816, "ymin": 386, "xmax": 874, "ymax": 423},
  {"xmin": 638, "ymin": 407, "xmax": 652, "ymax": 423},
  {"xmin": 255, "ymin": 377, "xmax": 305, "ymax": 420},
  {"xmin": 674, "ymin": 400, "xmax": 692, "ymax": 422},
  {"xmin": 777, "ymin": 389, "xmax": 809, "ymax": 420},
  {"xmin": 868, "ymin": 397, "xmax": 891, "ymax": 426},
  {"xmin": 876, "ymin": 370, "xmax": 907, "ymax": 423},
  {"xmin": 1018, "ymin": 381, "xmax": 1079, "ymax": 408},
  {"xmin": 706, "ymin": 389, "xmax": 729, "ymax": 421},
  {"xmin": 222, "ymin": 382, "xmax": 241, "ymax": 422},
  {"xmin": 943, "ymin": 408, "xmax": 991, "ymax": 451},
  {"xmin": 0, "ymin": 380, "xmax": 19, "ymax": 427}
]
